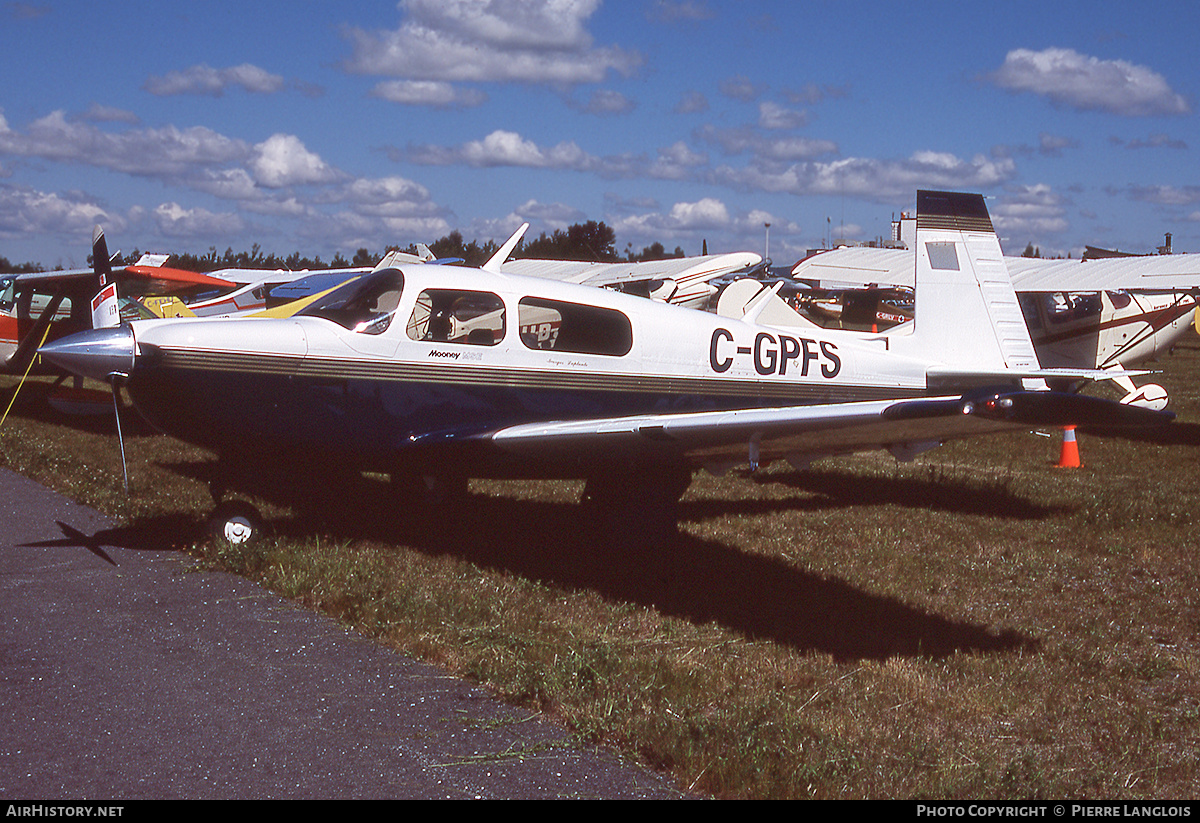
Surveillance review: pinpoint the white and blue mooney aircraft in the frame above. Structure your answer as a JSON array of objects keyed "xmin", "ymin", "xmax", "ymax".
[{"xmin": 39, "ymin": 191, "xmax": 1173, "ymax": 544}]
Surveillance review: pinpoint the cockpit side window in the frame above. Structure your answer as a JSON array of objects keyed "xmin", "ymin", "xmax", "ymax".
[
  {"xmin": 406, "ymin": 289, "xmax": 505, "ymax": 345},
  {"xmin": 1044, "ymin": 292, "xmax": 1101, "ymax": 324},
  {"xmin": 517, "ymin": 297, "xmax": 632, "ymax": 356},
  {"xmin": 297, "ymin": 269, "xmax": 404, "ymax": 334},
  {"xmin": 0, "ymin": 277, "xmax": 14, "ymax": 312}
]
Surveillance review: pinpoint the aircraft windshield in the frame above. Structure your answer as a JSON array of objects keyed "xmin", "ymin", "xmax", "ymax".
[{"xmin": 298, "ymin": 269, "xmax": 405, "ymax": 335}]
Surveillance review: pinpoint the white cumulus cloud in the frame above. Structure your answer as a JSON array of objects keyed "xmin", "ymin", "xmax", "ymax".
[
  {"xmin": 250, "ymin": 134, "xmax": 342, "ymax": 188},
  {"xmin": 144, "ymin": 63, "xmax": 286, "ymax": 97},
  {"xmin": 989, "ymin": 48, "xmax": 1190, "ymax": 116},
  {"xmin": 341, "ymin": 0, "xmax": 641, "ymax": 86}
]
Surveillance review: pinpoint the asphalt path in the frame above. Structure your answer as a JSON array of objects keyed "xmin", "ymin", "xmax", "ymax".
[{"xmin": 0, "ymin": 469, "xmax": 688, "ymax": 799}]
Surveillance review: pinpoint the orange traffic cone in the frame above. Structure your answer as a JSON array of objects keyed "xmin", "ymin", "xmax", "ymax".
[{"xmin": 1057, "ymin": 426, "xmax": 1081, "ymax": 468}]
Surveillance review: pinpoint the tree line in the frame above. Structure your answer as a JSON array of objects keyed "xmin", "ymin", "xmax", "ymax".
[{"xmin": 3, "ymin": 221, "xmax": 690, "ymax": 275}]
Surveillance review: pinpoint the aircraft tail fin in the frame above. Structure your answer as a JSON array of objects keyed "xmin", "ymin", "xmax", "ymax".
[
  {"xmin": 90, "ymin": 225, "xmax": 120, "ymax": 329},
  {"xmin": 92, "ymin": 225, "xmax": 113, "ymax": 286},
  {"xmin": 910, "ymin": 191, "xmax": 1040, "ymax": 376}
]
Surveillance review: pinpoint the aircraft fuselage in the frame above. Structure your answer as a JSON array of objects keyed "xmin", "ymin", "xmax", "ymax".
[{"xmin": 109, "ymin": 263, "xmax": 931, "ymax": 478}]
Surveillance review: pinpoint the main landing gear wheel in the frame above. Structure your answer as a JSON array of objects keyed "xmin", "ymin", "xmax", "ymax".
[{"xmin": 208, "ymin": 500, "xmax": 264, "ymax": 546}]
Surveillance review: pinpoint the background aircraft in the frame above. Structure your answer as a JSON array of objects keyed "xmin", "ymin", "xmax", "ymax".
[
  {"xmin": 1, "ymin": 226, "xmax": 140, "ymax": 374},
  {"xmin": 784, "ymin": 242, "xmax": 1200, "ymax": 409},
  {"xmin": 499, "ymin": 251, "xmax": 762, "ymax": 309},
  {"xmin": 3, "ymin": 228, "xmax": 442, "ymax": 378},
  {"xmin": 39, "ymin": 191, "xmax": 1172, "ymax": 546}
]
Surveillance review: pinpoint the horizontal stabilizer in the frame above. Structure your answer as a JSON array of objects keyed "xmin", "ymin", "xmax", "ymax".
[{"xmin": 928, "ymin": 365, "xmax": 1151, "ymax": 389}]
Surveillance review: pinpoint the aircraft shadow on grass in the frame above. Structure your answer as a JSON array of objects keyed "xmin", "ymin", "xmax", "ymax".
[
  {"xmin": 747, "ymin": 467, "xmax": 1066, "ymax": 520},
  {"xmin": 1082, "ymin": 418, "xmax": 1200, "ymax": 446},
  {"xmin": 12, "ymin": 396, "xmax": 1187, "ymax": 663},
  {"xmin": 19, "ymin": 514, "xmax": 208, "ymax": 566},
  {"xmin": 45, "ymin": 457, "xmax": 1034, "ymax": 663}
]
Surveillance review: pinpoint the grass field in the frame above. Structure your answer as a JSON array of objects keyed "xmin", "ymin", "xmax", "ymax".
[{"xmin": 3, "ymin": 342, "xmax": 1199, "ymax": 799}]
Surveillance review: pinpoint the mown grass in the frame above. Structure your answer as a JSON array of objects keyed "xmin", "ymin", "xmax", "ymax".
[{"xmin": 3, "ymin": 344, "xmax": 1200, "ymax": 799}]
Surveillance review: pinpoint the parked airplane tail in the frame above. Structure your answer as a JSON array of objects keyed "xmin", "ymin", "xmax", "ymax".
[
  {"xmin": 89, "ymin": 225, "xmax": 119, "ymax": 330},
  {"xmin": 717, "ymin": 191, "xmax": 1044, "ymax": 384},
  {"xmin": 889, "ymin": 191, "xmax": 1145, "ymax": 392},
  {"xmin": 909, "ymin": 191, "xmax": 1039, "ymax": 375}
]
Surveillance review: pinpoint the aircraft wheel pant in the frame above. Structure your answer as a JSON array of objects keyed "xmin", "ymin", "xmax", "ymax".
[{"xmin": 208, "ymin": 500, "xmax": 265, "ymax": 546}]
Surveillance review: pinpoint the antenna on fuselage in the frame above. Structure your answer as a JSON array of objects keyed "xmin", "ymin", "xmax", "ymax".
[{"xmin": 482, "ymin": 223, "xmax": 529, "ymax": 273}]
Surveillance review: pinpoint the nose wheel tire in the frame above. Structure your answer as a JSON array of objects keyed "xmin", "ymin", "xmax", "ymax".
[{"xmin": 208, "ymin": 500, "xmax": 264, "ymax": 546}]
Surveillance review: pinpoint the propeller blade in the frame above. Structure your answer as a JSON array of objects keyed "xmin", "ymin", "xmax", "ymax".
[{"xmin": 111, "ymin": 377, "xmax": 129, "ymax": 494}]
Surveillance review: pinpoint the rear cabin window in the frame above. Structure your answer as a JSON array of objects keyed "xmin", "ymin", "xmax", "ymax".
[
  {"xmin": 406, "ymin": 289, "xmax": 505, "ymax": 345},
  {"xmin": 517, "ymin": 297, "xmax": 632, "ymax": 356},
  {"xmin": 298, "ymin": 269, "xmax": 404, "ymax": 335}
]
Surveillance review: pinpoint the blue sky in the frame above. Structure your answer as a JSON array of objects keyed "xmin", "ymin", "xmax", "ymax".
[{"xmin": 2, "ymin": 0, "xmax": 1198, "ymax": 270}]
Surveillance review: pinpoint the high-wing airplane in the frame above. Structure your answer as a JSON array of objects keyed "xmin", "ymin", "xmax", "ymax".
[
  {"xmin": 39, "ymin": 191, "xmax": 1173, "ymax": 546},
  {"xmin": 786, "ymin": 239, "xmax": 1200, "ymax": 409},
  {"xmin": 1, "ymin": 225, "xmax": 137, "ymax": 374},
  {"xmin": 499, "ymin": 251, "xmax": 763, "ymax": 309}
]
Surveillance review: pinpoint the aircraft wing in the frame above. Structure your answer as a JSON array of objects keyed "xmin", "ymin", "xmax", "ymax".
[
  {"xmin": 790, "ymin": 248, "xmax": 913, "ymax": 288},
  {"xmin": 16, "ymin": 264, "xmax": 238, "ymax": 296},
  {"xmin": 122, "ymin": 265, "xmax": 239, "ymax": 293},
  {"xmin": 202, "ymin": 265, "xmax": 380, "ymax": 287},
  {"xmin": 12, "ymin": 266, "xmax": 102, "ymax": 287},
  {"xmin": 262, "ymin": 269, "xmax": 373, "ymax": 305},
  {"xmin": 249, "ymin": 275, "xmax": 363, "ymax": 318},
  {"xmin": 489, "ymin": 390, "xmax": 1172, "ymax": 471},
  {"xmin": 501, "ymin": 252, "xmax": 759, "ymax": 286},
  {"xmin": 1005, "ymin": 254, "xmax": 1200, "ymax": 293},
  {"xmin": 792, "ymin": 246, "xmax": 1200, "ymax": 293}
]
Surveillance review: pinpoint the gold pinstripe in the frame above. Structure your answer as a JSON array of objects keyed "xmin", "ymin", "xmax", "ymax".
[{"xmin": 148, "ymin": 347, "xmax": 920, "ymax": 404}]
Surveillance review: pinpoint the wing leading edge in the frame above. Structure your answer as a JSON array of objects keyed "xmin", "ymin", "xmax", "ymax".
[{"xmin": 489, "ymin": 389, "xmax": 1173, "ymax": 473}]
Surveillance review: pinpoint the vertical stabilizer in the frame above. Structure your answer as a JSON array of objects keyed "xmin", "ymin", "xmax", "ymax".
[
  {"xmin": 911, "ymin": 191, "xmax": 1039, "ymax": 374},
  {"xmin": 90, "ymin": 225, "xmax": 119, "ymax": 329}
]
